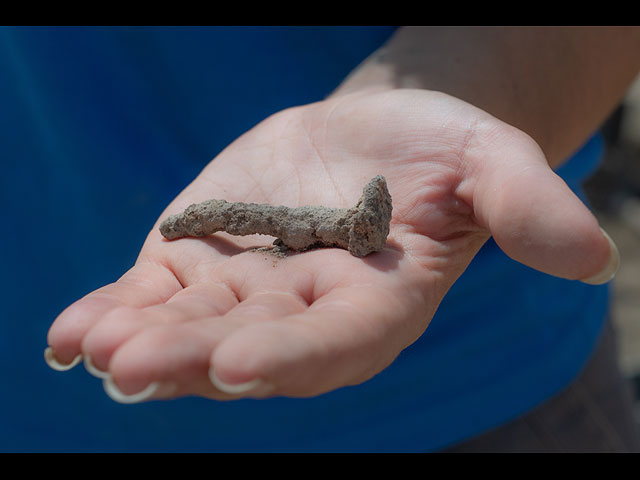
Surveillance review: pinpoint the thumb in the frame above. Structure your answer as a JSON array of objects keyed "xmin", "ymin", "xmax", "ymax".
[{"xmin": 472, "ymin": 133, "xmax": 619, "ymax": 284}]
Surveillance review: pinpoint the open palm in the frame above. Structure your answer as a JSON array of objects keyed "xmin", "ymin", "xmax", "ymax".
[{"xmin": 46, "ymin": 89, "xmax": 613, "ymax": 402}]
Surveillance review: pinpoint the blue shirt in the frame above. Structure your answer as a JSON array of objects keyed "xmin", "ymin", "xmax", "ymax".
[{"xmin": 0, "ymin": 26, "xmax": 609, "ymax": 452}]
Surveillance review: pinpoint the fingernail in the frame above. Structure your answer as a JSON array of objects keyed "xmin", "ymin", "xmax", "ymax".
[
  {"xmin": 102, "ymin": 377, "xmax": 166, "ymax": 404},
  {"xmin": 83, "ymin": 354, "xmax": 111, "ymax": 379},
  {"xmin": 44, "ymin": 347, "xmax": 82, "ymax": 371},
  {"xmin": 208, "ymin": 368, "xmax": 273, "ymax": 396},
  {"xmin": 581, "ymin": 227, "xmax": 620, "ymax": 285}
]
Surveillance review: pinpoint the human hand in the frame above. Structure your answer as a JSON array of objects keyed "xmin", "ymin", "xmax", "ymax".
[{"xmin": 45, "ymin": 89, "xmax": 618, "ymax": 402}]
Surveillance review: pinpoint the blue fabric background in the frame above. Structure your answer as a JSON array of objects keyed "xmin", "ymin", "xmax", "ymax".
[{"xmin": 0, "ymin": 26, "xmax": 608, "ymax": 452}]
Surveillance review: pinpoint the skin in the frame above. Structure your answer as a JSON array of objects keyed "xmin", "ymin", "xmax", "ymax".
[{"xmin": 47, "ymin": 27, "xmax": 640, "ymax": 401}]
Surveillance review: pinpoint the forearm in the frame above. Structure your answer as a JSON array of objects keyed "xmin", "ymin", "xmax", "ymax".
[{"xmin": 333, "ymin": 26, "xmax": 640, "ymax": 167}]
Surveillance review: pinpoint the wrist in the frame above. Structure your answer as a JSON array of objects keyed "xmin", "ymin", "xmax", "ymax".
[{"xmin": 330, "ymin": 47, "xmax": 401, "ymax": 98}]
